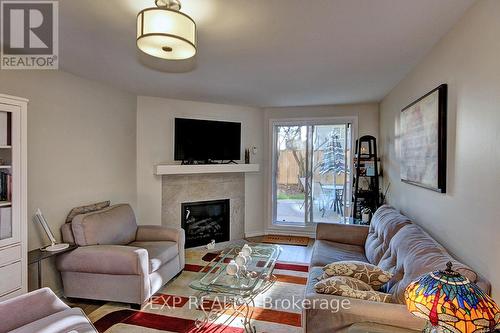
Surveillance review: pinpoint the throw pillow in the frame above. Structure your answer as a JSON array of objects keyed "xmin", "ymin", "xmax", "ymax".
[
  {"xmin": 315, "ymin": 276, "xmax": 372, "ymax": 292},
  {"xmin": 319, "ymin": 260, "xmax": 393, "ymax": 290},
  {"xmin": 65, "ymin": 200, "xmax": 111, "ymax": 223},
  {"xmin": 314, "ymin": 276, "xmax": 393, "ymax": 303}
]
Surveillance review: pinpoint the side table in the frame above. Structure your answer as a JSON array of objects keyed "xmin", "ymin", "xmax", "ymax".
[{"xmin": 28, "ymin": 244, "xmax": 78, "ymax": 288}]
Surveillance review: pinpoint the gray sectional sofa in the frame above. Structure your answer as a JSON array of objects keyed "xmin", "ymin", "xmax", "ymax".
[{"xmin": 304, "ymin": 205, "xmax": 491, "ymax": 333}]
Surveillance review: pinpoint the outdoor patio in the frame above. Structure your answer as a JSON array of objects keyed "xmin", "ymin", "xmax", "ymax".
[
  {"xmin": 276, "ymin": 198, "xmax": 343, "ymax": 224},
  {"xmin": 274, "ymin": 124, "xmax": 350, "ymax": 225}
]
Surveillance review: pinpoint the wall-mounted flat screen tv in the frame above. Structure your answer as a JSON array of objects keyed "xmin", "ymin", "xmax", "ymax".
[{"xmin": 174, "ymin": 118, "xmax": 241, "ymax": 162}]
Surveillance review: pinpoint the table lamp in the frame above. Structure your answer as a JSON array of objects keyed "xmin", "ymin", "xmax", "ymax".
[
  {"xmin": 33, "ymin": 209, "xmax": 70, "ymax": 252},
  {"xmin": 405, "ymin": 262, "xmax": 499, "ymax": 333}
]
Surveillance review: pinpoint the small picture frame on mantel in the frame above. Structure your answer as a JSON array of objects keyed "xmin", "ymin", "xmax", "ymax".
[{"xmin": 400, "ymin": 84, "xmax": 447, "ymax": 193}]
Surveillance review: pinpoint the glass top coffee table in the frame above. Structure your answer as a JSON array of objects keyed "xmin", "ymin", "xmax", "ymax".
[
  {"xmin": 189, "ymin": 243, "xmax": 282, "ymax": 332},
  {"xmin": 190, "ymin": 243, "xmax": 281, "ymax": 296}
]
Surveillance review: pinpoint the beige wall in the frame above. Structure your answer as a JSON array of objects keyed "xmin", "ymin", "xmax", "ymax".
[
  {"xmin": 264, "ymin": 103, "xmax": 379, "ymax": 139},
  {"xmin": 379, "ymin": 0, "xmax": 499, "ymax": 297},
  {"xmin": 0, "ymin": 71, "xmax": 137, "ymax": 292},
  {"xmin": 263, "ymin": 103, "xmax": 379, "ymax": 234},
  {"xmin": 136, "ymin": 96, "xmax": 265, "ymax": 236}
]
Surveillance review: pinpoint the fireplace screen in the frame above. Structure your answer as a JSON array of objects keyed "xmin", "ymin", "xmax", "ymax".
[{"xmin": 181, "ymin": 199, "xmax": 230, "ymax": 248}]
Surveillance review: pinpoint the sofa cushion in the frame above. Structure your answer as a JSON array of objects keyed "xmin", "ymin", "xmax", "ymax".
[
  {"xmin": 318, "ymin": 261, "xmax": 393, "ymax": 290},
  {"xmin": 378, "ymin": 224, "xmax": 479, "ymax": 303},
  {"xmin": 365, "ymin": 205, "xmax": 412, "ymax": 265},
  {"xmin": 129, "ymin": 241, "xmax": 179, "ymax": 273},
  {"xmin": 310, "ymin": 240, "xmax": 368, "ymax": 267},
  {"xmin": 61, "ymin": 223, "xmax": 75, "ymax": 244},
  {"xmin": 9, "ymin": 308, "xmax": 96, "ymax": 333},
  {"xmin": 71, "ymin": 204, "xmax": 137, "ymax": 246}
]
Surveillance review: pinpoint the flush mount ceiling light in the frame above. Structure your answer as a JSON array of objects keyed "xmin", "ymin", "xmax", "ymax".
[{"xmin": 137, "ymin": 0, "xmax": 196, "ymax": 60}]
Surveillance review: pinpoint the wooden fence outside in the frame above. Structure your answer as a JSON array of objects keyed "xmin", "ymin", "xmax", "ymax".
[{"xmin": 277, "ymin": 150, "xmax": 346, "ymax": 185}]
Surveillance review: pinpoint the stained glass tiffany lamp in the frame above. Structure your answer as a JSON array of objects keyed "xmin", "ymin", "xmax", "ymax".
[{"xmin": 405, "ymin": 262, "xmax": 500, "ymax": 333}]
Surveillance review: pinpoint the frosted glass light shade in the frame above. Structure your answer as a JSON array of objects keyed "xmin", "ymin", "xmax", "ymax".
[{"xmin": 137, "ymin": 8, "xmax": 196, "ymax": 60}]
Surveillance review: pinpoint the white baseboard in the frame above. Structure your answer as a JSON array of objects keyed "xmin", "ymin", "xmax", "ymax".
[
  {"xmin": 244, "ymin": 231, "xmax": 266, "ymax": 238},
  {"xmin": 244, "ymin": 226, "xmax": 317, "ymax": 238}
]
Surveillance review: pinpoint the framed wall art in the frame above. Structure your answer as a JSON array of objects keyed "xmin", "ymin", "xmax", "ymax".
[{"xmin": 400, "ymin": 84, "xmax": 447, "ymax": 193}]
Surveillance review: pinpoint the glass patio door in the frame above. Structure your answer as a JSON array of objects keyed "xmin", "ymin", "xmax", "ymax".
[{"xmin": 273, "ymin": 120, "xmax": 354, "ymax": 225}]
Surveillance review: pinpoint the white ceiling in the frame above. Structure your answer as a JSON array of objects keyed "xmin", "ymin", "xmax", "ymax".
[{"xmin": 59, "ymin": 0, "xmax": 476, "ymax": 107}]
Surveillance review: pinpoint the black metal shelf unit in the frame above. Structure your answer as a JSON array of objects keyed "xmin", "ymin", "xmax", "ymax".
[{"xmin": 352, "ymin": 135, "xmax": 380, "ymax": 220}]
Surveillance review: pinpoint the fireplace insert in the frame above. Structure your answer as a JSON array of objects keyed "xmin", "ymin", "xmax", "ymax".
[{"xmin": 181, "ymin": 199, "xmax": 230, "ymax": 248}]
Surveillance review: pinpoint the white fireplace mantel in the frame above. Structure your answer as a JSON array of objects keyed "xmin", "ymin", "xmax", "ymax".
[{"xmin": 155, "ymin": 163, "xmax": 260, "ymax": 175}]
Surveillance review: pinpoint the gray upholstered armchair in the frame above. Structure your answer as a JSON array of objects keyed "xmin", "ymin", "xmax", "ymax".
[{"xmin": 57, "ymin": 204, "xmax": 185, "ymax": 308}]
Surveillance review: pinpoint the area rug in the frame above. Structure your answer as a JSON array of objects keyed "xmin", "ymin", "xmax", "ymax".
[
  {"xmin": 88, "ymin": 245, "xmax": 308, "ymax": 332},
  {"xmin": 261, "ymin": 235, "xmax": 310, "ymax": 247}
]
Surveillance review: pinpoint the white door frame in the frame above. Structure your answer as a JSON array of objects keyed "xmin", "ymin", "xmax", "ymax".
[{"xmin": 266, "ymin": 116, "xmax": 358, "ymax": 236}]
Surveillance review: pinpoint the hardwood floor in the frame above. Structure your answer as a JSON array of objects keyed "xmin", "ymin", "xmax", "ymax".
[
  {"xmin": 66, "ymin": 237, "xmax": 314, "ymax": 315},
  {"xmin": 64, "ymin": 297, "xmax": 105, "ymax": 316}
]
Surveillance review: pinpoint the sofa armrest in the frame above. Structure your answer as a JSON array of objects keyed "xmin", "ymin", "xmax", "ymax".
[
  {"xmin": 136, "ymin": 226, "xmax": 185, "ymax": 269},
  {"xmin": 316, "ymin": 223, "xmax": 369, "ymax": 246},
  {"xmin": 56, "ymin": 245, "xmax": 149, "ymax": 276},
  {"xmin": 135, "ymin": 225, "xmax": 186, "ymax": 269},
  {"xmin": 0, "ymin": 288, "xmax": 69, "ymax": 332},
  {"xmin": 136, "ymin": 225, "xmax": 183, "ymax": 243}
]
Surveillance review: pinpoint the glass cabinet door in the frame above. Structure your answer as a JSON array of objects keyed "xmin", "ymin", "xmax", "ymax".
[
  {"xmin": 0, "ymin": 205, "xmax": 12, "ymax": 241},
  {"xmin": 0, "ymin": 104, "xmax": 19, "ymax": 247}
]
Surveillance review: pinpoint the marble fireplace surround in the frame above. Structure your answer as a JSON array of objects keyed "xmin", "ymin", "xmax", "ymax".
[{"xmin": 161, "ymin": 173, "xmax": 245, "ymax": 241}]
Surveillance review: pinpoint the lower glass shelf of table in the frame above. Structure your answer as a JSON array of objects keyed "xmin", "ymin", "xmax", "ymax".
[{"xmin": 188, "ymin": 243, "xmax": 281, "ymax": 332}]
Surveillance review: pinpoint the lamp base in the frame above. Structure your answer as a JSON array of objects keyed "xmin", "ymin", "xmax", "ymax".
[{"xmin": 43, "ymin": 243, "xmax": 70, "ymax": 252}]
